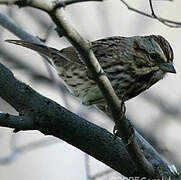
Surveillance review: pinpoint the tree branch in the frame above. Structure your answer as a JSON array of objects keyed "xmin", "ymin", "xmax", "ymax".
[
  {"xmin": 120, "ymin": 0, "xmax": 181, "ymax": 28},
  {"xmin": 53, "ymin": 0, "xmax": 103, "ymax": 11},
  {"xmin": 48, "ymin": 3, "xmax": 155, "ymax": 177},
  {"xmin": 0, "ymin": 113, "xmax": 35, "ymax": 130},
  {"xmin": 0, "ymin": 0, "xmax": 179, "ymax": 178},
  {"xmin": 0, "ymin": 60, "xmax": 175, "ymax": 178}
]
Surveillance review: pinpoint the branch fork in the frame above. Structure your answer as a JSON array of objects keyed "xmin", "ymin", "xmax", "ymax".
[{"xmin": 0, "ymin": 0, "xmax": 179, "ymax": 178}]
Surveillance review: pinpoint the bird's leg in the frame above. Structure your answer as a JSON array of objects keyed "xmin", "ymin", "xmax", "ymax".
[
  {"xmin": 113, "ymin": 125, "xmax": 118, "ymax": 140},
  {"xmin": 113, "ymin": 97, "xmax": 135, "ymax": 145},
  {"xmin": 113, "ymin": 96, "xmax": 126, "ymax": 139},
  {"xmin": 55, "ymin": 27, "xmax": 65, "ymax": 38}
]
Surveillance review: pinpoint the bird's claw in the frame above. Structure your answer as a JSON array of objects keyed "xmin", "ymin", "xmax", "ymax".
[{"xmin": 113, "ymin": 125, "xmax": 118, "ymax": 139}]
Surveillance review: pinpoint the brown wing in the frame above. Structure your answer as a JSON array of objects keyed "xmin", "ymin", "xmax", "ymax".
[
  {"xmin": 5, "ymin": 38, "xmax": 126, "ymax": 114},
  {"xmin": 6, "ymin": 36, "xmax": 128, "ymax": 67},
  {"xmin": 60, "ymin": 46, "xmax": 84, "ymax": 65}
]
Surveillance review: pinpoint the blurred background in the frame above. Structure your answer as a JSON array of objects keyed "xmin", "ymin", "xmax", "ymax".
[{"xmin": 0, "ymin": 0, "xmax": 181, "ymax": 179}]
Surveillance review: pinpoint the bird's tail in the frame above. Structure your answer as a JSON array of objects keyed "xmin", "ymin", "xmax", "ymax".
[
  {"xmin": 5, "ymin": 39, "xmax": 68, "ymax": 66},
  {"xmin": 5, "ymin": 39, "xmax": 83, "ymax": 67},
  {"xmin": 6, "ymin": 40, "xmax": 53, "ymax": 57}
]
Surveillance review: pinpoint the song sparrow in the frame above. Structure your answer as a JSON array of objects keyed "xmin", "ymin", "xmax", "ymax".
[{"xmin": 6, "ymin": 35, "xmax": 176, "ymax": 112}]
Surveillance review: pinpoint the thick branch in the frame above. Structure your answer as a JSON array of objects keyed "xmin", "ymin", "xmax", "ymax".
[
  {"xmin": 0, "ymin": 61, "xmax": 137, "ymax": 176},
  {"xmin": 0, "ymin": 0, "xmax": 147, "ymax": 174},
  {"xmin": 0, "ymin": 0, "xmax": 179, "ymax": 178},
  {"xmin": 0, "ymin": 61, "xmax": 175, "ymax": 178}
]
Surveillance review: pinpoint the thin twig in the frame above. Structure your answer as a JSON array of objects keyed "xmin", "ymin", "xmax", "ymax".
[
  {"xmin": 50, "ymin": 7, "xmax": 155, "ymax": 176},
  {"xmin": 0, "ymin": 0, "xmax": 178, "ymax": 178},
  {"xmin": 120, "ymin": 0, "xmax": 181, "ymax": 28},
  {"xmin": 149, "ymin": 0, "xmax": 156, "ymax": 17}
]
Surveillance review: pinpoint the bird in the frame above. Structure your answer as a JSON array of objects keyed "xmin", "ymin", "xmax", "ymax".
[{"xmin": 6, "ymin": 35, "xmax": 176, "ymax": 113}]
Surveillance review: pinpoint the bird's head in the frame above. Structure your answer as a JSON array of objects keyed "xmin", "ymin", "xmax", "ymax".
[{"xmin": 130, "ymin": 35, "xmax": 176, "ymax": 83}]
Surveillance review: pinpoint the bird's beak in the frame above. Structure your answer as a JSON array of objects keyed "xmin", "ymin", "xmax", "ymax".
[{"xmin": 159, "ymin": 61, "xmax": 176, "ymax": 73}]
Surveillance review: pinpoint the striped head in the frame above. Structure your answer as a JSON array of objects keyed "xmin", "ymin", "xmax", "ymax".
[
  {"xmin": 130, "ymin": 35, "xmax": 175, "ymax": 77},
  {"xmin": 110, "ymin": 35, "xmax": 176, "ymax": 100}
]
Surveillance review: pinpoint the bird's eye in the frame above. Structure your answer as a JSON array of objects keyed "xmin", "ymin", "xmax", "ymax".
[{"xmin": 149, "ymin": 53, "xmax": 160, "ymax": 61}]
